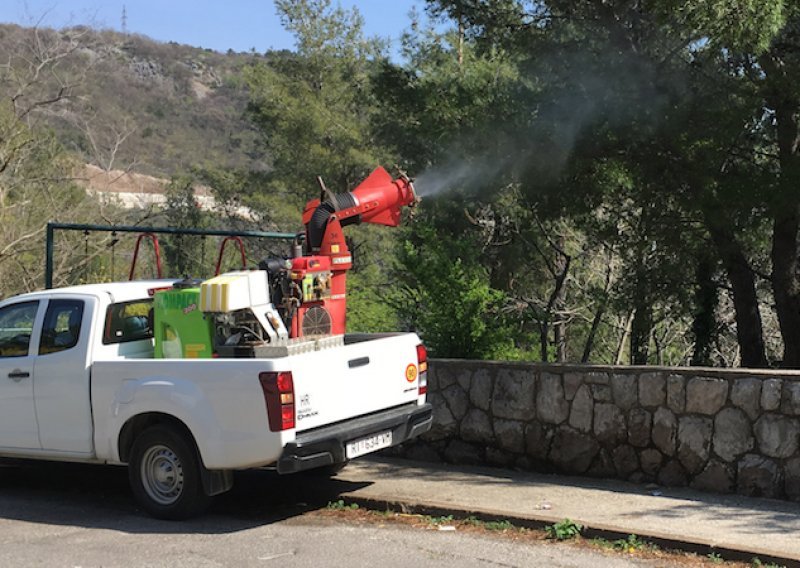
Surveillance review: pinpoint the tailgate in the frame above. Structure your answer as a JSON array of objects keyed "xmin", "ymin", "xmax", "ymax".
[{"xmin": 287, "ymin": 333, "xmax": 422, "ymax": 432}]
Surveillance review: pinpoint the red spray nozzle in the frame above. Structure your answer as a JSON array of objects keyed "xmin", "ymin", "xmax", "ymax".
[
  {"xmin": 303, "ymin": 166, "xmax": 420, "ymax": 251},
  {"xmin": 347, "ymin": 166, "xmax": 419, "ymax": 226}
]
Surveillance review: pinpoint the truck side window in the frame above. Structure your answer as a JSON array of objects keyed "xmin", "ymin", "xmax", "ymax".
[
  {"xmin": 104, "ymin": 300, "xmax": 153, "ymax": 344},
  {"xmin": 0, "ymin": 301, "xmax": 39, "ymax": 358},
  {"xmin": 39, "ymin": 300, "xmax": 84, "ymax": 355}
]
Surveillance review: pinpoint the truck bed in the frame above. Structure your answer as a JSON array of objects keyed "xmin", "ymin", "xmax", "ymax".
[{"xmin": 91, "ymin": 332, "xmax": 427, "ymax": 470}]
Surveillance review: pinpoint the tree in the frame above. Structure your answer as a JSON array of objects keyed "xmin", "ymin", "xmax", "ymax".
[
  {"xmin": 650, "ymin": 1, "xmax": 800, "ymax": 366},
  {"xmin": 245, "ymin": 0, "xmax": 392, "ymax": 202},
  {"xmin": 0, "ymin": 25, "xmax": 111, "ymax": 295},
  {"xmin": 407, "ymin": 0, "xmax": 792, "ymax": 368},
  {"xmin": 394, "ymin": 214, "xmax": 519, "ymax": 359},
  {"xmin": 758, "ymin": 14, "xmax": 800, "ymax": 367},
  {"xmin": 159, "ymin": 175, "xmax": 207, "ymax": 277},
  {"xmin": 243, "ymin": 0, "xmax": 421, "ymax": 333},
  {"xmin": 374, "ymin": 13, "xmax": 566, "ymax": 359}
]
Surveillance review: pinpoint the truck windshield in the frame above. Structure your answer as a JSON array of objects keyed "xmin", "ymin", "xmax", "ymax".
[{"xmin": 104, "ymin": 300, "xmax": 153, "ymax": 344}]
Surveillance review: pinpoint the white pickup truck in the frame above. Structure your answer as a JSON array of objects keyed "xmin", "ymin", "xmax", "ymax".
[{"xmin": 0, "ymin": 279, "xmax": 432, "ymax": 519}]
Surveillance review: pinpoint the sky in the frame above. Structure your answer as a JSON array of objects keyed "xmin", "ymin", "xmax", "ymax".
[{"xmin": 4, "ymin": 0, "xmax": 432, "ymax": 54}]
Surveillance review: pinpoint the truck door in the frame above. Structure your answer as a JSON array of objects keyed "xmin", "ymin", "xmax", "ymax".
[
  {"xmin": 32, "ymin": 297, "xmax": 94, "ymax": 455},
  {"xmin": 0, "ymin": 300, "xmax": 43, "ymax": 449}
]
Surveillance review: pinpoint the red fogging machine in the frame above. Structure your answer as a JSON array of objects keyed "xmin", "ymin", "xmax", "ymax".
[
  {"xmin": 265, "ymin": 166, "xmax": 419, "ymax": 338},
  {"xmin": 148, "ymin": 166, "xmax": 418, "ymax": 360}
]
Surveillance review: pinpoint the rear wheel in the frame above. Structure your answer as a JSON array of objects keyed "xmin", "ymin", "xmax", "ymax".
[{"xmin": 128, "ymin": 425, "xmax": 211, "ymax": 520}]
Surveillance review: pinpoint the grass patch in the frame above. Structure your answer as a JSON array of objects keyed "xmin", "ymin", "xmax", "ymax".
[
  {"xmin": 424, "ymin": 514, "xmax": 515, "ymax": 532},
  {"xmin": 461, "ymin": 516, "xmax": 516, "ymax": 532},
  {"xmin": 318, "ymin": 503, "xmax": 788, "ymax": 567}
]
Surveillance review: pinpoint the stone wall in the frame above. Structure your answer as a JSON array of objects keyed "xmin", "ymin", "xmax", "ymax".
[{"xmin": 398, "ymin": 360, "xmax": 800, "ymax": 500}]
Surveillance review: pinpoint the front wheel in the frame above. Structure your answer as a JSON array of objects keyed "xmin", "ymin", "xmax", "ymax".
[{"xmin": 128, "ymin": 425, "xmax": 211, "ymax": 520}]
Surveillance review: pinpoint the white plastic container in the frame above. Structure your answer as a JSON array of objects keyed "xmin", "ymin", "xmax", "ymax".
[{"xmin": 200, "ymin": 271, "xmax": 270, "ymax": 313}]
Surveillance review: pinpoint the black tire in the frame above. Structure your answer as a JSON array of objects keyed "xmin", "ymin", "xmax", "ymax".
[{"xmin": 128, "ymin": 425, "xmax": 211, "ymax": 520}]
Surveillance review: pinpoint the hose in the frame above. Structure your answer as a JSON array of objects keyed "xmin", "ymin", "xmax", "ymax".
[{"xmin": 307, "ymin": 192, "xmax": 360, "ymax": 250}]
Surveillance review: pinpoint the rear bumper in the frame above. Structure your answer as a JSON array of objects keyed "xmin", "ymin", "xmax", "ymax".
[{"xmin": 277, "ymin": 403, "xmax": 433, "ymax": 474}]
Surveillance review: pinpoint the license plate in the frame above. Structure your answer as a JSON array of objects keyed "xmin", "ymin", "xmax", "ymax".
[{"xmin": 345, "ymin": 430, "xmax": 393, "ymax": 459}]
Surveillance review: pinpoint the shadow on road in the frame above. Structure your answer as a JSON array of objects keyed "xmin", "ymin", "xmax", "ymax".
[{"xmin": 0, "ymin": 461, "xmax": 370, "ymax": 534}]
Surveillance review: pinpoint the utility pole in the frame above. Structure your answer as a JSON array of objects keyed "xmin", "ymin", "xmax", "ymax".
[{"xmin": 121, "ymin": 5, "xmax": 128, "ymax": 34}]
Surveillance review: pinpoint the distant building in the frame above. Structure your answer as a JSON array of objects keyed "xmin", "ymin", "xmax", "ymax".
[{"xmin": 79, "ymin": 164, "xmax": 256, "ymax": 220}]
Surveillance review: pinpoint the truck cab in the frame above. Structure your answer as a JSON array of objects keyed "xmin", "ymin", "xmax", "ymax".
[{"xmin": 0, "ymin": 281, "xmax": 168, "ymax": 456}]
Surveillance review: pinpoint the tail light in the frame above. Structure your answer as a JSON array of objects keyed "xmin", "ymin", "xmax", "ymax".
[
  {"xmin": 416, "ymin": 344, "xmax": 428, "ymax": 396},
  {"xmin": 259, "ymin": 371, "xmax": 295, "ymax": 431}
]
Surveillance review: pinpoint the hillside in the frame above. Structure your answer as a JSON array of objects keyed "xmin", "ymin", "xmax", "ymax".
[{"xmin": 0, "ymin": 23, "xmax": 271, "ymax": 179}]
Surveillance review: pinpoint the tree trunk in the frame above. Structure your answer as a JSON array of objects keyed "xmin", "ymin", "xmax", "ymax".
[
  {"xmin": 582, "ymin": 303, "xmax": 605, "ymax": 363},
  {"xmin": 615, "ymin": 311, "xmax": 634, "ymax": 365},
  {"xmin": 582, "ymin": 248, "xmax": 614, "ymax": 363},
  {"xmin": 553, "ymin": 319, "xmax": 567, "ymax": 362},
  {"xmin": 630, "ymin": 303, "xmax": 651, "ymax": 365},
  {"xmin": 539, "ymin": 321, "xmax": 549, "ymax": 363},
  {"xmin": 772, "ymin": 203, "xmax": 800, "ymax": 367},
  {"xmin": 770, "ymin": 101, "xmax": 800, "ymax": 367},
  {"xmin": 690, "ymin": 256, "xmax": 718, "ymax": 366},
  {"xmin": 704, "ymin": 217, "xmax": 767, "ymax": 368},
  {"xmin": 630, "ymin": 272, "xmax": 651, "ymax": 365},
  {"xmin": 536, "ymin": 235, "xmax": 571, "ymax": 363},
  {"xmin": 552, "ymin": 236, "xmax": 569, "ymax": 362},
  {"xmin": 761, "ymin": 51, "xmax": 800, "ymax": 367},
  {"xmin": 653, "ymin": 327, "xmax": 663, "ymax": 366}
]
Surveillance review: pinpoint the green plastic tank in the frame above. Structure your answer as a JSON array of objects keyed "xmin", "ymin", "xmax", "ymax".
[{"xmin": 153, "ymin": 284, "xmax": 214, "ymax": 359}]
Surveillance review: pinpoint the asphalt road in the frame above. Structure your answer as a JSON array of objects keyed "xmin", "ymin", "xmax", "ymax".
[{"xmin": 0, "ymin": 462, "xmax": 680, "ymax": 567}]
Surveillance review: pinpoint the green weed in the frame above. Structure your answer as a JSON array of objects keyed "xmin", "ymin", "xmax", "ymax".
[
  {"xmin": 616, "ymin": 534, "xmax": 649, "ymax": 551},
  {"xmin": 483, "ymin": 520, "xmax": 514, "ymax": 531},
  {"xmin": 326, "ymin": 499, "xmax": 359, "ymax": 511},
  {"xmin": 427, "ymin": 514, "xmax": 455, "ymax": 525},
  {"xmin": 545, "ymin": 518, "xmax": 583, "ymax": 540},
  {"xmin": 751, "ymin": 558, "xmax": 785, "ymax": 568},
  {"xmin": 460, "ymin": 516, "xmax": 514, "ymax": 531},
  {"xmin": 591, "ymin": 534, "xmax": 658, "ymax": 553}
]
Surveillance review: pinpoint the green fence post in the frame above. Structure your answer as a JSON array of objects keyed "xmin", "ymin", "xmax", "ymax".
[{"xmin": 45, "ymin": 223, "xmax": 55, "ymax": 289}]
